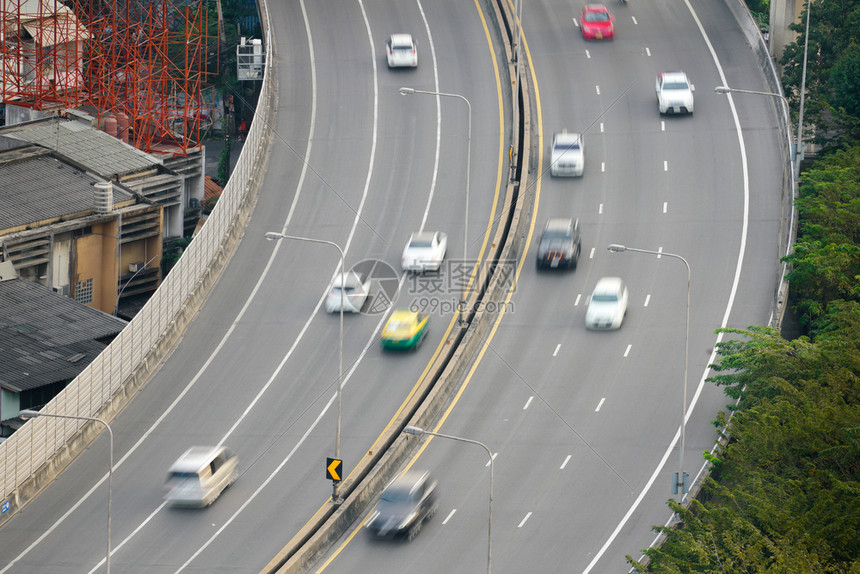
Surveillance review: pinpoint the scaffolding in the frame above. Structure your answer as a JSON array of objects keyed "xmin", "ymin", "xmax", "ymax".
[
  {"xmin": 1, "ymin": 0, "xmax": 215, "ymax": 154},
  {"xmin": 1, "ymin": 0, "xmax": 90, "ymax": 108}
]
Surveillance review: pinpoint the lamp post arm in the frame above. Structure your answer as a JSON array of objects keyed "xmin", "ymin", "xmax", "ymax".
[
  {"xmin": 114, "ymin": 253, "xmax": 159, "ymax": 316},
  {"xmin": 420, "ymin": 429, "xmax": 493, "ymax": 574}
]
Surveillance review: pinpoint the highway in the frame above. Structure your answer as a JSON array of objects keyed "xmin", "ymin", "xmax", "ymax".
[
  {"xmin": 0, "ymin": 0, "xmax": 506, "ymax": 572},
  {"xmin": 316, "ymin": 0, "xmax": 786, "ymax": 572},
  {"xmin": 0, "ymin": 0, "xmax": 786, "ymax": 573}
]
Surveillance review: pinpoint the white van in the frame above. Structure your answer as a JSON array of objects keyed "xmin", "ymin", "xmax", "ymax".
[{"xmin": 165, "ymin": 446, "xmax": 238, "ymax": 507}]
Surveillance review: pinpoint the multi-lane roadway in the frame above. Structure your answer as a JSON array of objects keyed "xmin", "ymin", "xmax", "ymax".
[{"xmin": 0, "ymin": 0, "xmax": 785, "ymax": 573}]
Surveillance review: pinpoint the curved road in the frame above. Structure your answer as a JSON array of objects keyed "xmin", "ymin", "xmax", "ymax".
[
  {"xmin": 0, "ymin": 0, "xmax": 507, "ymax": 572},
  {"xmin": 317, "ymin": 0, "xmax": 785, "ymax": 572}
]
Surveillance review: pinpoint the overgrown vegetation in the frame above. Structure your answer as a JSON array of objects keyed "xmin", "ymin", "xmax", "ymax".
[{"xmin": 627, "ymin": 1, "xmax": 860, "ymax": 571}]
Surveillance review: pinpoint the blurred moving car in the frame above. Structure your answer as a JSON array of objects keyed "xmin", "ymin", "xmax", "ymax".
[
  {"xmin": 325, "ymin": 271, "xmax": 371, "ymax": 313},
  {"xmin": 656, "ymin": 71, "xmax": 695, "ymax": 114},
  {"xmin": 386, "ymin": 34, "xmax": 418, "ymax": 68},
  {"xmin": 550, "ymin": 131, "xmax": 584, "ymax": 177},
  {"xmin": 381, "ymin": 309, "xmax": 428, "ymax": 350},
  {"xmin": 579, "ymin": 4, "xmax": 615, "ymax": 40},
  {"xmin": 165, "ymin": 446, "xmax": 238, "ymax": 507},
  {"xmin": 402, "ymin": 231, "xmax": 448, "ymax": 273},
  {"xmin": 536, "ymin": 218, "xmax": 581, "ymax": 270},
  {"xmin": 585, "ymin": 277, "xmax": 629, "ymax": 330},
  {"xmin": 365, "ymin": 470, "xmax": 438, "ymax": 540}
]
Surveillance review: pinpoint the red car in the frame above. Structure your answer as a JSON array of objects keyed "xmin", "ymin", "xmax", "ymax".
[{"xmin": 580, "ymin": 4, "xmax": 615, "ymax": 40}]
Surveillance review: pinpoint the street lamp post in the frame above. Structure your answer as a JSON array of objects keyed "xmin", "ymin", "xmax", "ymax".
[
  {"xmin": 20, "ymin": 410, "xmax": 113, "ymax": 573},
  {"xmin": 607, "ymin": 244, "xmax": 691, "ymax": 501},
  {"xmin": 399, "ymin": 87, "xmax": 472, "ymax": 327},
  {"xmin": 403, "ymin": 425, "xmax": 493, "ymax": 574},
  {"xmin": 265, "ymin": 231, "xmax": 345, "ymax": 503},
  {"xmin": 714, "ymin": 85, "xmax": 802, "ymax": 183},
  {"xmin": 114, "ymin": 253, "xmax": 159, "ymax": 316}
]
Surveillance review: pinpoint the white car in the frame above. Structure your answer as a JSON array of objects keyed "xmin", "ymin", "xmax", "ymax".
[
  {"xmin": 386, "ymin": 34, "xmax": 418, "ymax": 68},
  {"xmin": 585, "ymin": 277, "xmax": 629, "ymax": 330},
  {"xmin": 550, "ymin": 131, "xmax": 584, "ymax": 177},
  {"xmin": 656, "ymin": 71, "xmax": 695, "ymax": 115},
  {"xmin": 326, "ymin": 271, "xmax": 371, "ymax": 313},
  {"xmin": 402, "ymin": 231, "xmax": 447, "ymax": 273}
]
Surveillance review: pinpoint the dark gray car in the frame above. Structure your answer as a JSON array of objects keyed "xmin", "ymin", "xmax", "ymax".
[
  {"xmin": 365, "ymin": 470, "xmax": 439, "ymax": 540},
  {"xmin": 536, "ymin": 218, "xmax": 581, "ymax": 270}
]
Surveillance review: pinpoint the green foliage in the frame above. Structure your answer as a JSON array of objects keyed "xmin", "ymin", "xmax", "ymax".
[
  {"xmin": 630, "ymin": 316, "xmax": 860, "ymax": 572},
  {"xmin": 744, "ymin": 0, "xmax": 771, "ymax": 31},
  {"xmin": 779, "ymin": 0, "xmax": 860, "ymax": 144},
  {"xmin": 782, "ymin": 144, "xmax": 860, "ymax": 326}
]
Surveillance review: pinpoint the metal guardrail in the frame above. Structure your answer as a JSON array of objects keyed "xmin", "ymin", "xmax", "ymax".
[{"xmin": 0, "ymin": 8, "xmax": 275, "ymax": 523}]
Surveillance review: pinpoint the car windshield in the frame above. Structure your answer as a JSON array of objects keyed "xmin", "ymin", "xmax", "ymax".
[
  {"xmin": 381, "ymin": 487, "xmax": 413, "ymax": 503},
  {"xmin": 542, "ymin": 230, "xmax": 570, "ymax": 240},
  {"xmin": 409, "ymin": 239, "xmax": 433, "ymax": 248},
  {"xmin": 585, "ymin": 12, "xmax": 609, "ymax": 22},
  {"xmin": 387, "ymin": 319, "xmax": 411, "ymax": 331},
  {"xmin": 592, "ymin": 293, "xmax": 618, "ymax": 302},
  {"xmin": 664, "ymin": 81, "xmax": 689, "ymax": 90},
  {"xmin": 331, "ymin": 286, "xmax": 355, "ymax": 294},
  {"xmin": 554, "ymin": 142, "xmax": 580, "ymax": 151}
]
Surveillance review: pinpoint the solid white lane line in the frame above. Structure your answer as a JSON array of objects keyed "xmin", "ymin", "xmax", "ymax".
[
  {"xmin": 560, "ymin": 455, "xmax": 571, "ymax": 470},
  {"xmin": 624, "ymin": 344, "xmax": 632, "ymax": 357},
  {"xmin": 644, "ymin": 294, "xmax": 651, "ymax": 307},
  {"xmin": 553, "ymin": 343, "xmax": 561, "ymax": 357},
  {"xmin": 518, "ymin": 512, "xmax": 532, "ymax": 528},
  {"xmin": 523, "ymin": 396, "xmax": 534, "ymax": 410},
  {"xmin": 443, "ymin": 509, "xmax": 457, "ymax": 525},
  {"xmin": 595, "ymin": 398, "xmax": 606, "ymax": 412},
  {"xmin": 575, "ymin": 293, "xmax": 582, "ymax": 306},
  {"xmin": 584, "ymin": 0, "xmax": 753, "ymax": 567}
]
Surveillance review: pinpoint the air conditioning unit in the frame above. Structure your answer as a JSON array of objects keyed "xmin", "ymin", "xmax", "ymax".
[{"xmin": 129, "ymin": 262, "xmax": 144, "ymax": 273}]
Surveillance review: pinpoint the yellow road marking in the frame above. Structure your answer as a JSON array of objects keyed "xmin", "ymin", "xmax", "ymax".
[{"xmin": 313, "ymin": 0, "xmax": 543, "ymax": 569}]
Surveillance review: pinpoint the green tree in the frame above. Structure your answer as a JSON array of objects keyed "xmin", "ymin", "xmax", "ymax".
[
  {"xmin": 780, "ymin": 0, "xmax": 860, "ymax": 144},
  {"xmin": 629, "ymin": 316, "xmax": 860, "ymax": 573}
]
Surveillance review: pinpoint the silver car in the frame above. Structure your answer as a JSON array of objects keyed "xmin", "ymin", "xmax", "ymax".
[
  {"xmin": 585, "ymin": 277, "xmax": 629, "ymax": 330},
  {"xmin": 325, "ymin": 271, "xmax": 371, "ymax": 313},
  {"xmin": 165, "ymin": 446, "xmax": 238, "ymax": 507},
  {"xmin": 386, "ymin": 34, "xmax": 418, "ymax": 68},
  {"xmin": 550, "ymin": 131, "xmax": 584, "ymax": 177},
  {"xmin": 656, "ymin": 71, "xmax": 695, "ymax": 115}
]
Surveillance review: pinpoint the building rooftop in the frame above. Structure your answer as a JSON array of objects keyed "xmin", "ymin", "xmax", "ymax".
[
  {"xmin": 0, "ymin": 144, "xmax": 135, "ymax": 231},
  {"xmin": 0, "ymin": 117, "xmax": 161, "ymax": 179},
  {"xmin": 0, "ymin": 276, "xmax": 126, "ymax": 393}
]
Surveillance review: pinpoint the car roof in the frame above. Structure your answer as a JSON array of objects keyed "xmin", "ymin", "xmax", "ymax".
[
  {"xmin": 332, "ymin": 271, "xmax": 365, "ymax": 288},
  {"xmin": 390, "ymin": 34, "xmax": 414, "ymax": 46},
  {"xmin": 388, "ymin": 309, "xmax": 418, "ymax": 322},
  {"xmin": 659, "ymin": 71, "xmax": 688, "ymax": 82},
  {"xmin": 168, "ymin": 446, "xmax": 228, "ymax": 472},
  {"xmin": 553, "ymin": 132, "xmax": 582, "ymax": 145},
  {"xmin": 409, "ymin": 231, "xmax": 438, "ymax": 243},
  {"xmin": 594, "ymin": 276, "xmax": 624, "ymax": 293}
]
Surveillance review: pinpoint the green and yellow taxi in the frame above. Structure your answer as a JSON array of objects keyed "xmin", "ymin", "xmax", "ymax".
[{"xmin": 381, "ymin": 310, "xmax": 429, "ymax": 350}]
